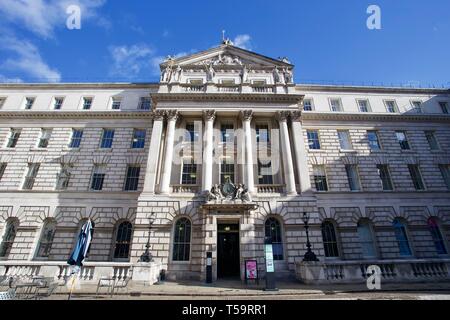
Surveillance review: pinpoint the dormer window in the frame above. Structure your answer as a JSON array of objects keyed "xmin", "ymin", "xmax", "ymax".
[
  {"xmin": 53, "ymin": 97, "xmax": 64, "ymax": 110},
  {"xmin": 252, "ymin": 80, "xmax": 267, "ymax": 86},
  {"xmin": 220, "ymin": 79, "xmax": 236, "ymax": 85},
  {"xmin": 24, "ymin": 97, "xmax": 35, "ymax": 110},
  {"xmin": 82, "ymin": 97, "xmax": 93, "ymax": 110},
  {"xmin": 111, "ymin": 97, "xmax": 122, "ymax": 110},
  {"xmin": 188, "ymin": 79, "xmax": 203, "ymax": 85}
]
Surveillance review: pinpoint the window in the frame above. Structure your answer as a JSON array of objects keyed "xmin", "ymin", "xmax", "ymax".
[
  {"xmin": 345, "ymin": 164, "xmax": 361, "ymax": 191},
  {"xmin": 427, "ymin": 217, "xmax": 447, "ymax": 255},
  {"xmin": 82, "ymin": 97, "xmax": 92, "ymax": 110},
  {"xmin": 337, "ymin": 130, "xmax": 353, "ymax": 150},
  {"xmin": 367, "ymin": 130, "xmax": 381, "ymax": 150},
  {"xmin": 393, "ymin": 218, "xmax": 412, "ymax": 256},
  {"xmin": 22, "ymin": 163, "xmax": 40, "ymax": 190},
  {"xmin": 6, "ymin": 128, "xmax": 21, "ymax": 148},
  {"xmin": 408, "ymin": 164, "xmax": 425, "ymax": 190},
  {"xmin": 36, "ymin": 219, "xmax": 56, "ymax": 258},
  {"xmin": 220, "ymin": 124, "xmax": 234, "ymax": 143},
  {"xmin": 258, "ymin": 160, "xmax": 273, "ymax": 184},
  {"xmin": 100, "ymin": 129, "xmax": 115, "ymax": 148},
  {"xmin": 377, "ymin": 165, "xmax": 394, "ymax": 191},
  {"xmin": 357, "ymin": 219, "xmax": 377, "ymax": 258},
  {"xmin": 411, "ymin": 101, "xmax": 422, "ymax": 113},
  {"xmin": 220, "ymin": 162, "xmax": 235, "ymax": 184},
  {"xmin": 113, "ymin": 221, "xmax": 133, "ymax": 259},
  {"xmin": 37, "ymin": 129, "xmax": 52, "ymax": 148},
  {"xmin": 439, "ymin": 164, "xmax": 450, "ymax": 190},
  {"xmin": 90, "ymin": 165, "xmax": 106, "ymax": 191},
  {"xmin": 0, "ymin": 163, "xmax": 6, "ymax": 181},
  {"xmin": 55, "ymin": 165, "xmax": 71, "ymax": 190},
  {"xmin": 131, "ymin": 129, "xmax": 146, "ymax": 149},
  {"xmin": 256, "ymin": 124, "xmax": 270, "ymax": 143},
  {"xmin": 24, "ymin": 97, "xmax": 35, "ymax": 110},
  {"xmin": 313, "ymin": 165, "xmax": 328, "ymax": 191},
  {"xmin": 321, "ymin": 221, "xmax": 339, "ymax": 258},
  {"xmin": 329, "ymin": 98, "xmax": 343, "ymax": 112},
  {"xmin": 425, "ymin": 131, "xmax": 440, "ymax": 151},
  {"xmin": 252, "ymin": 80, "xmax": 267, "ymax": 86},
  {"xmin": 111, "ymin": 97, "xmax": 122, "ymax": 110},
  {"xmin": 172, "ymin": 218, "xmax": 191, "ymax": 261},
  {"xmin": 357, "ymin": 99, "xmax": 370, "ymax": 112},
  {"xmin": 138, "ymin": 97, "xmax": 151, "ymax": 110},
  {"xmin": 124, "ymin": 165, "xmax": 140, "ymax": 191},
  {"xmin": 385, "ymin": 100, "xmax": 398, "ymax": 113},
  {"xmin": 0, "ymin": 218, "xmax": 19, "ymax": 258},
  {"xmin": 265, "ymin": 218, "xmax": 283, "ymax": 260},
  {"xmin": 395, "ymin": 131, "xmax": 410, "ymax": 150},
  {"xmin": 303, "ymin": 99, "xmax": 313, "ymax": 111},
  {"xmin": 69, "ymin": 129, "xmax": 83, "ymax": 148},
  {"xmin": 221, "ymin": 79, "xmax": 235, "ymax": 85},
  {"xmin": 53, "ymin": 97, "xmax": 64, "ymax": 110},
  {"xmin": 189, "ymin": 79, "xmax": 203, "ymax": 85},
  {"xmin": 307, "ymin": 130, "xmax": 321, "ymax": 150},
  {"xmin": 439, "ymin": 102, "xmax": 449, "ymax": 114},
  {"xmin": 181, "ymin": 160, "xmax": 197, "ymax": 185},
  {"xmin": 184, "ymin": 123, "xmax": 199, "ymax": 143},
  {"xmin": 0, "ymin": 97, "xmax": 6, "ymax": 109}
]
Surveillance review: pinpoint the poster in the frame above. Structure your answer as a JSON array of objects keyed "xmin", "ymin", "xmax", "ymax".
[
  {"xmin": 245, "ymin": 260, "xmax": 258, "ymax": 280},
  {"xmin": 265, "ymin": 244, "xmax": 275, "ymax": 273}
]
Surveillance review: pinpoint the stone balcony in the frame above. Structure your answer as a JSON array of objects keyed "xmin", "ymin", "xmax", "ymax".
[{"xmin": 159, "ymin": 82, "xmax": 296, "ymax": 95}]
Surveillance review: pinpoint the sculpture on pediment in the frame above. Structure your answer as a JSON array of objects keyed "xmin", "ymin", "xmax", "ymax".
[
  {"xmin": 207, "ymin": 184, "xmax": 224, "ymax": 201},
  {"xmin": 283, "ymin": 67, "xmax": 293, "ymax": 84},
  {"xmin": 212, "ymin": 53, "xmax": 243, "ymax": 66},
  {"xmin": 241, "ymin": 65, "xmax": 250, "ymax": 83},
  {"xmin": 205, "ymin": 62, "xmax": 215, "ymax": 82},
  {"xmin": 205, "ymin": 179, "xmax": 252, "ymax": 203},
  {"xmin": 173, "ymin": 65, "xmax": 182, "ymax": 83},
  {"xmin": 161, "ymin": 64, "xmax": 173, "ymax": 83},
  {"xmin": 273, "ymin": 67, "xmax": 284, "ymax": 84}
]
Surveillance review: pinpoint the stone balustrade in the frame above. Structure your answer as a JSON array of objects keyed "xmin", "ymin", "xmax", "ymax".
[
  {"xmin": 256, "ymin": 184, "xmax": 285, "ymax": 194},
  {"xmin": 171, "ymin": 184, "xmax": 200, "ymax": 194}
]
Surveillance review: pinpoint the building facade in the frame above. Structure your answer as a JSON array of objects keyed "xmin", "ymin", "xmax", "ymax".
[{"xmin": 0, "ymin": 41, "xmax": 449, "ymax": 284}]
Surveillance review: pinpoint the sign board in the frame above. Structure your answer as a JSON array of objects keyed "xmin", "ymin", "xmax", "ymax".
[
  {"xmin": 265, "ymin": 244, "xmax": 275, "ymax": 273},
  {"xmin": 245, "ymin": 260, "xmax": 258, "ymax": 280}
]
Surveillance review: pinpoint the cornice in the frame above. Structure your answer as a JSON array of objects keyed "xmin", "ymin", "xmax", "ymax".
[
  {"xmin": 295, "ymin": 84, "xmax": 450, "ymax": 95},
  {"xmin": 151, "ymin": 93, "xmax": 304, "ymax": 104},
  {"xmin": 0, "ymin": 111, "xmax": 155, "ymax": 119},
  {"xmin": 301, "ymin": 111, "xmax": 450, "ymax": 122},
  {"xmin": 0, "ymin": 83, "xmax": 158, "ymax": 90}
]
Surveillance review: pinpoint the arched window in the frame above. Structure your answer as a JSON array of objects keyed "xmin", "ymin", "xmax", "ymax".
[
  {"xmin": 265, "ymin": 217, "xmax": 284, "ymax": 260},
  {"xmin": 172, "ymin": 218, "xmax": 191, "ymax": 261},
  {"xmin": 321, "ymin": 220, "xmax": 340, "ymax": 258},
  {"xmin": 428, "ymin": 217, "xmax": 447, "ymax": 255},
  {"xmin": 393, "ymin": 218, "xmax": 412, "ymax": 256},
  {"xmin": 36, "ymin": 219, "xmax": 56, "ymax": 258},
  {"xmin": 0, "ymin": 218, "xmax": 19, "ymax": 258},
  {"xmin": 113, "ymin": 221, "xmax": 133, "ymax": 260},
  {"xmin": 357, "ymin": 219, "xmax": 377, "ymax": 258}
]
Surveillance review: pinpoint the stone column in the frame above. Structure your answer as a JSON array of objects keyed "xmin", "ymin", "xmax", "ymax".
[
  {"xmin": 291, "ymin": 111, "xmax": 312, "ymax": 193},
  {"xmin": 277, "ymin": 111, "xmax": 297, "ymax": 195},
  {"xmin": 202, "ymin": 110, "xmax": 216, "ymax": 192},
  {"xmin": 142, "ymin": 110, "xmax": 165, "ymax": 193},
  {"xmin": 159, "ymin": 110, "xmax": 179, "ymax": 194},
  {"xmin": 241, "ymin": 110, "xmax": 255, "ymax": 193}
]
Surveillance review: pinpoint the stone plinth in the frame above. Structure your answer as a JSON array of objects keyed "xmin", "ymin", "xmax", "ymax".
[
  {"xmin": 295, "ymin": 261, "xmax": 326, "ymax": 284},
  {"xmin": 132, "ymin": 262, "xmax": 162, "ymax": 285}
]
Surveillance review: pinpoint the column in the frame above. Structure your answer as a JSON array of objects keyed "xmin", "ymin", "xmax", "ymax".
[
  {"xmin": 202, "ymin": 110, "xmax": 215, "ymax": 192},
  {"xmin": 159, "ymin": 110, "xmax": 178, "ymax": 194},
  {"xmin": 291, "ymin": 111, "xmax": 312, "ymax": 193},
  {"xmin": 277, "ymin": 111, "xmax": 297, "ymax": 195},
  {"xmin": 142, "ymin": 110, "xmax": 165, "ymax": 193},
  {"xmin": 241, "ymin": 110, "xmax": 255, "ymax": 194}
]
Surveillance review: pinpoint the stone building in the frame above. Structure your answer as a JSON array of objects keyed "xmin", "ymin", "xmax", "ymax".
[{"xmin": 0, "ymin": 40, "xmax": 449, "ymax": 285}]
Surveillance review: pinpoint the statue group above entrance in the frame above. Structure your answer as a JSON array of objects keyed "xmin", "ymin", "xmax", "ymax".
[{"xmin": 206, "ymin": 179, "xmax": 252, "ymax": 203}]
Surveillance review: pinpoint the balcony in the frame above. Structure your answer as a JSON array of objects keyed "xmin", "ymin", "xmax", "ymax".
[
  {"xmin": 180, "ymin": 83, "xmax": 206, "ymax": 93},
  {"xmin": 256, "ymin": 184, "xmax": 284, "ymax": 194},
  {"xmin": 171, "ymin": 184, "xmax": 200, "ymax": 194},
  {"xmin": 251, "ymin": 84, "xmax": 275, "ymax": 93}
]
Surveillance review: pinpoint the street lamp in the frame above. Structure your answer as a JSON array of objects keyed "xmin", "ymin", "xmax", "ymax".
[
  {"xmin": 139, "ymin": 212, "xmax": 155, "ymax": 263},
  {"xmin": 302, "ymin": 212, "xmax": 319, "ymax": 262}
]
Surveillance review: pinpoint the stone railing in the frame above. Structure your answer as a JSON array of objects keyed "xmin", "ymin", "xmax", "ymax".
[
  {"xmin": 180, "ymin": 84, "xmax": 206, "ymax": 93},
  {"xmin": 251, "ymin": 85, "xmax": 275, "ymax": 93},
  {"xmin": 171, "ymin": 184, "xmax": 200, "ymax": 194},
  {"xmin": 216, "ymin": 84, "xmax": 240, "ymax": 93},
  {"xmin": 256, "ymin": 184, "xmax": 284, "ymax": 194}
]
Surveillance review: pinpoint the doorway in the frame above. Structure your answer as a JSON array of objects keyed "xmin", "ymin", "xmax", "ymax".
[{"xmin": 217, "ymin": 223, "xmax": 240, "ymax": 279}]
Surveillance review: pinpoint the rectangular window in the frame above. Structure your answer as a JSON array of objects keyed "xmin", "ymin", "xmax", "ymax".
[
  {"xmin": 385, "ymin": 100, "xmax": 398, "ymax": 113},
  {"xmin": 82, "ymin": 97, "xmax": 92, "ymax": 110},
  {"xmin": 377, "ymin": 164, "xmax": 393, "ymax": 191},
  {"xmin": 313, "ymin": 165, "xmax": 328, "ymax": 191},
  {"xmin": 439, "ymin": 164, "xmax": 450, "ymax": 190},
  {"xmin": 90, "ymin": 165, "xmax": 106, "ymax": 191},
  {"xmin": 396, "ymin": 131, "xmax": 411, "ymax": 150},
  {"xmin": 220, "ymin": 162, "xmax": 235, "ymax": 184},
  {"xmin": 138, "ymin": 97, "xmax": 151, "ymax": 110},
  {"xmin": 256, "ymin": 124, "xmax": 270, "ymax": 143},
  {"xmin": 111, "ymin": 97, "xmax": 122, "ymax": 110},
  {"xmin": 408, "ymin": 164, "xmax": 425, "ymax": 190},
  {"xmin": 124, "ymin": 165, "xmax": 140, "ymax": 191},
  {"xmin": 252, "ymin": 80, "xmax": 267, "ymax": 85},
  {"xmin": 329, "ymin": 98, "xmax": 343, "ymax": 112},
  {"xmin": 181, "ymin": 161, "xmax": 197, "ymax": 185},
  {"xmin": 23, "ymin": 163, "xmax": 40, "ymax": 190},
  {"xmin": 307, "ymin": 130, "xmax": 321, "ymax": 150},
  {"xmin": 69, "ymin": 129, "xmax": 83, "ymax": 148},
  {"xmin": 303, "ymin": 99, "xmax": 313, "ymax": 111},
  {"xmin": 189, "ymin": 79, "xmax": 203, "ymax": 85},
  {"xmin": 37, "ymin": 129, "xmax": 52, "ymax": 148},
  {"xmin": 131, "ymin": 129, "xmax": 146, "ymax": 149},
  {"xmin": 6, "ymin": 129, "xmax": 21, "ymax": 148},
  {"xmin": 439, "ymin": 102, "xmax": 448, "ymax": 114},
  {"xmin": 220, "ymin": 124, "xmax": 234, "ymax": 143},
  {"xmin": 367, "ymin": 130, "xmax": 381, "ymax": 150},
  {"xmin": 24, "ymin": 97, "xmax": 35, "ymax": 110},
  {"xmin": 0, "ymin": 97, "xmax": 6, "ymax": 109},
  {"xmin": 357, "ymin": 99, "xmax": 370, "ymax": 112},
  {"xmin": 100, "ymin": 129, "xmax": 115, "ymax": 148},
  {"xmin": 258, "ymin": 160, "xmax": 273, "ymax": 185},
  {"xmin": 184, "ymin": 123, "xmax": 199, "ymax": 143},
  {"xmin": 0, "ymin": 163, "xmax": 6, "ymax": 181},
  {"xmin": 337, "ymin": 130, "xmax": 353, "ymax": 150},
  {"xmin": 411, "ymin": 101, "xmax": 422, "ymax": 113},
  {"xmin": 221, "ymin": 79, "xmax": 235, "ymax": 85},
  {"xmin": 55, "ymin": 165, "xmax": 71, "ymax": 190},
  {"xmin": 425, "ymin": 131, "xmax": 440, "ymax": 151},
  {"xmin": 53, "ymin": 97, "xmax": 64, "ymax": 110},
  {"xmin": 345, "ymin": 164, "xmax": 361, "ymax": 191}
]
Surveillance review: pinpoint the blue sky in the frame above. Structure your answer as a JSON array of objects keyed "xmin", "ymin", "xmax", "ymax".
[{"xmin": 0, "ymin": 0, "xmax": 449, "ymax": 87}]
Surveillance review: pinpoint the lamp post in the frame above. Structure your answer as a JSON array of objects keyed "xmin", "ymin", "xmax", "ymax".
[
  {"xmin": 302, "ymin": 212, "xmax": 319, "ymax": 262},
  {"xmin": 140, "ymin": 212, "xmax": 155, "ymax": 263}
]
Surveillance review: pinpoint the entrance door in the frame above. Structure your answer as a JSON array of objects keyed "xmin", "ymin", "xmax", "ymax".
[{"xmin": 217, "ymin": 223, "xmax": 240, "ymax": 279}]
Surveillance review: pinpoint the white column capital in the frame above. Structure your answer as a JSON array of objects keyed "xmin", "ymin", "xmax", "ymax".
[
  {"xmin": 165, "ymin": 109, "xmax": 179, "ymax": 122},
  {"xmin": 240, "ymin": 110, "xmax": 253, "ymax": 122},
  {"xmin": 203, "ymin": 110, "xmax": 216, "ymax": 122},
  {"xmin": 291, "ymin": 110, "xmax": 302, "ymax": 122},
  {"xmin": 276, "ymin": 111, "xmax": 291, "ymax": 122},
  {"xmin": 152, "ymin": 110, "xmax": 165, "ymax": 121}
]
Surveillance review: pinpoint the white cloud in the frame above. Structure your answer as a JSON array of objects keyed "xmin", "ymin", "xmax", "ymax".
[
  {"xmin": 233, "ymin": 34, "xmax": 252, "ymax": 50},
  {"xmin": 0, "ymin": 75, "xmax": 23, "ymax": 83},
  {"xmin": 109, "ymin": 44, "xmax": 156, "ymax": 78},
  {"xmin": 0, "ymin": 35, "xmax": 61, "ymax": 82},
  {"xmin": 0, "ymin": 0, "xmax": 108, "ymax": 38}
]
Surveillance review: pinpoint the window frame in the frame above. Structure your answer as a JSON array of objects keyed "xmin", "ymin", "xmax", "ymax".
[
  {"xmin": 337, "ymin": 130, "xmax": 353, "ymax": 151},
  {"xmin": 407, "ymin": 164, "xmax": 426, "ymax": 191},
  {"xmin": 80, "ymin": 96, "xmax": 94, "ymax": 110},
  {"xmin": 112, "ymin": 220, "xmax": 134, "ymax": 261},
  {"xmin": 376, "ymin": 164, "xmax": 394, "ymax": 191},
  {"xmin": 22, "ymin": 163, "xmax": 40, "ymax": 190},
  {"xmin": 393, "ymin": 218, "xmax": 413, "ymax": 257},
  {"xmin": 439, "ymin": 164, "xmax": 450, "ymax": 190},
  {"xmin": 90, "ymin": 164, "xmax": 107, "ymax": 191},
  {"xmin": 367, "ymin": 130, "xmax": 382, "ymax": 151},
  {"xmin": 123, "ymin": 165, "xmax": 141, "ymax": 191},
  {"xmin": 307, "ymin": 130, "xmax": 321, "ymax": 150},
  {"xmin": 313, "ymin": 164, "xmax": 328, "ymax": 192},
  {"xmin": 439, "ymin": 101, "xmax": 449, "ymax": 114},
  {"xmin": 410, "ymin": 100, "xmax": 423, "ymax": 113},
  {"xmin": 383, "ymin": 99, "xmax": 399, "ymax": 113},
  {"xmin": 328, "ymin": 98, "xmax": 343, "ymax": 112},
  {"xmin": 303, "ymin": 98, "xmax": 314, "ymax": 111},
  {"xmin": 131, "ymin": 128, "xmax": 146, "ymax": 149},
  {"xmin": 357, "ymin": 219, "xmax": 378, "ymax": 259},
  {"xmin": 55, "ymin": 164, "xmax": 72, "ymax": 191},
  {"xmin": 100, "ymin": 128, "xmax": 115, "ymax": 149},
  {"xmin": 23, "ymin": 96, "xmax": 36, "ymax": 110},
  {"xmin": 424, "ymin": 131, "xmax": 440, "ymax": 151},
  {"xmin": 395, "ymin": 131, "xmax": 411, "ymax": 150},
  {"xmin": 427, "ymin": 217, "xmax": 448, "ymax": 255},
  {"xmin": 68, "ymin": 129, "xmax": 83, "ymax": 149},
  {"xmin": 37, "ymin": 128, "xmax": 52, "ymax": 149},
  {"xmin": 180, "ymin": 158, "xmax": 197, "ymax": 185},
  {"xmin": 0, "ymin": 218, "xmax": 19, "ymax": 259},
  {"xmin": 264, "ymin": 217, "xmax": 284, "ymax": 261},
  {"xmin": 51, "ymin": 96, "xmax": 65, "ymax": 110},
  {"xmin": 110, "ymin": 96, "xmax": 123, "ymax": 110},
  {"xmin": 35, "ymin": 219, "xmax": 57, "ymax": 259},
  {"xmin": 171, "ymin": 217, "xmax": 192, "ymax": 262},
  {"xmin": 321, "ymin": 220, "xmax": 340, "ymax": 259},
  {"xmin": 138, "ymin": 96, "xmax": 152, "ymax": 110},
  {"xmin": 0, "ymin": 163, "xmax": 6, "ymax": 182},
  {"xmin": 356, "ymin": 99, "xmax": 371, "ymax": 113},
  {"xmin": 345, "ymin": 164, "xmax": 362, "ymax": 191},
  {"xmin": 5, "ymin": 128, "xmax": 21, "ymax": 148}
]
